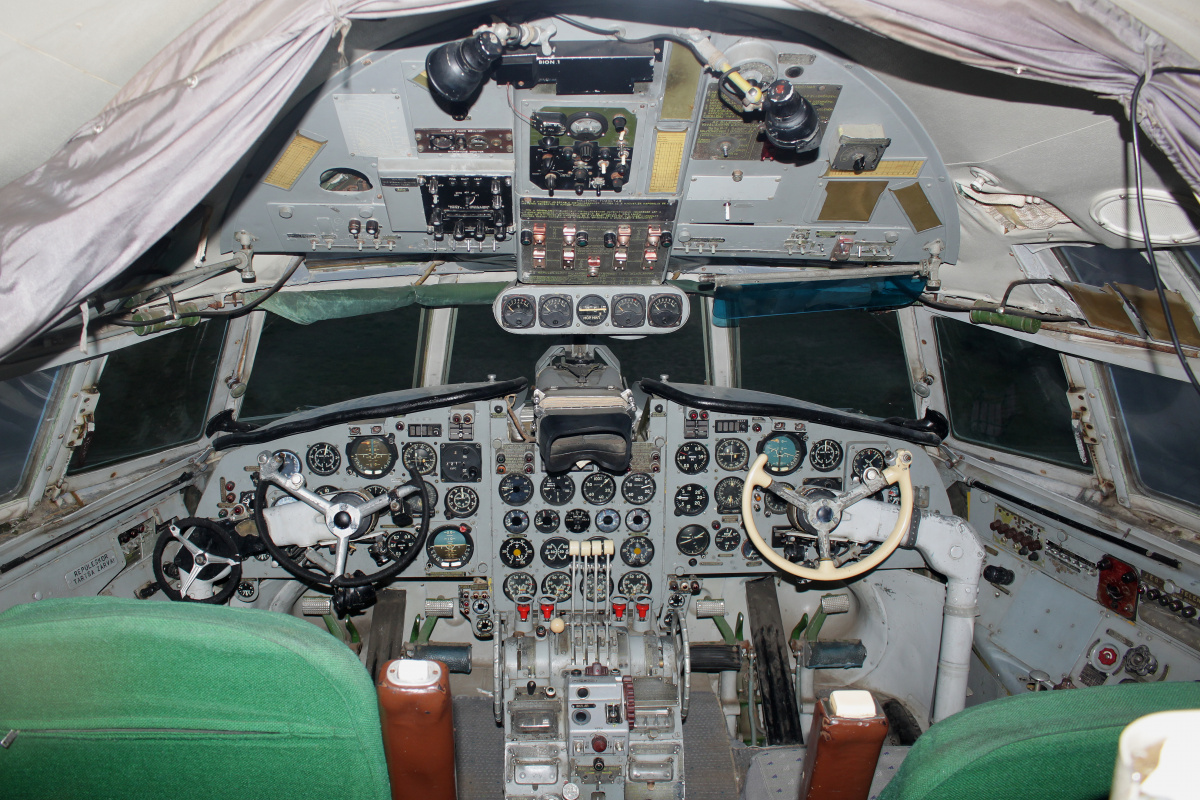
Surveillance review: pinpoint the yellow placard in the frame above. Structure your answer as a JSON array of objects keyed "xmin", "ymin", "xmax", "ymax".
[
  {"xmin": 649, "ymin": 129, "xmax": 688, "ymax": 194},
  {"xmin": 824, "ymin": 159, "xmax": 925, "ymax": 179},
  {"xmin": 263, "ymin": 133, "xmax": 326, "ymax": 190}
]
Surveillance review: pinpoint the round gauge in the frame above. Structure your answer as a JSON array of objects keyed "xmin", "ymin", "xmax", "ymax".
[
  {"xmin": 364, "ymin": 484, "xmax": 387, "ymax": 498},
  {"xmin": 444, "ymin": 486, "xmax": 479, "ymax": 519},
  {"xmin": 503, "ymin": 509, "xmax": 530, "ymax": 534},
  {"xmin": 612, "ymin": 294, "xmax": 646, "ymax": 328},
  {"xmin": 810, "ymin": 439, "xmax": 844, "ymax": 473},
  {"xmin": 674, "ymin": 442, "xmax": 710, "ymax": 474},
  {"xmin": 580, "ymin": 571, "xmax": 613, "ymax": 602},
  {"xmin": 402, "ymin": 442, "xmax": 436, "ymax": 476},
  {"xmin": 676, "ymin": 524, "xmax": 711, "ymax": 556},
  {"xmin": 499, "ymin": 473, "xmax": 534, "ymax": 506},
  {"xmin": 440, "ymin": 443, "xmax": 482, "ymax": 482},
  {"xmin": 566, "ymin": 110, "xmax": 608, "ymax": 140},
  {"xmin": 715, "ymin": 527, "xmax": 741, "ymax": 552},
  {"xmin": 500, "ymin": 295, "xmax": 535, "ymax": 329},
  {"xmin": 620, "ymin": 536, "xmax": 655, "ymax": 567},
  {"xmin": 619, "ymin": 571, "xmax": 652, "ymax": 597},
  {"xmin": 621, "ymin": 473, "xmax": 656, "ymax": 504},
  {"xmin": 581, "ymin": 472, "xmax": 616, "ymax": 505},
  {"xmin": 273, "ymin": 449, "xmax": 302, "ymax": 476},
  {"xmin": 314, "ymin": 485, "xmax": 339, "ymax": 496},
  {"xmin": 499, "ymin": 537, "xmax": 535, "ymax": 569},
  {"xmin": 625, "ymin": 507, "xmax": 651, "ymax": 533},
  {"xmin": 714, "ymin": 476, "xmax": 745, "ymax": 514},
  {"xmin": 540, "ymin": 537, "xmax": 571, "ymax": 568},
  {"xmin": 851, "ymin": 448, "xmax": 887, "ymax": 480},
  {"xmin": 305, "ymin": 443, "xmax": 341, "ymax": 476},
  {"xmin": 742, "ymin": 537, "xmax": 761, "ymax": 560},
  {"xmin": 402, "ymin": 483, "xmax": 438, "ymax": 518},
  {"xmin": 346, "ymin": 436, "xmax": 396, "ymax": 478},
  {"xmin": 715, "ymin": 438, "xmax": 750, "ymax": 471},
  {"xmin": 540, "ymin": 474, "xmax": 575, "ymax": 505},
  {"xmin": 673, "ymin": 484, "xmax": 709, "ymax": 516},
  {"xmin": 576, "ymin": 294, "xmax": 609, "ymax": 326},
  {"xmin": 385, "ymin": 530, "xmax": 418, "ymax": 560},
  {"xmin": 758, "ymin": 432, "xmax": 806, "ymax": 476},
  {"xmin": 762, "ymin": 482, "xmax": 792, "ymax": 515},
  {"xmin": 426, "ymin": 525, "xmax": 474, "ymax": 569},
  {"xmin": 503, "ymin": 571, "xmax": 537, "ymax": 601},
  {"xmin": 541, "ymin": 571, "xmax": 573, "ymax": 601},
  {"xmin": 648, "ymin": 294, "xmax": 684, "ymax": 328},
  {"xmin": 595, "ymin": 508, "xmax": 621, "ymax": 533},
  {"xmin": 538, "ymin": 295, "xmax": 572, "ymax": 329},
  {"xmin": 565, "ymin": 508, "xmax": 591, "ymax": 534},
  {"xmin": 534, "ymin": 508, "xmax": 560, "ymax": 533}
]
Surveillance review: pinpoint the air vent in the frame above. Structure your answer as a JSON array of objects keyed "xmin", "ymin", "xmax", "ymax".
[{"xmin": 1090, "ymin": 189, "xmax": 1200, "ymax": 244}]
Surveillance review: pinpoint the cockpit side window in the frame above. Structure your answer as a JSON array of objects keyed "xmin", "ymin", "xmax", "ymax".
[
  {"xmin": 0, "ymin": 368, "xmax": 61, "ymax": 502},
  {"xmin": 67, "ymin": 320, "xmax": 227, "ymax": 474},
  {"xmin": 934, "ymin": 317, "xmax": 1089, "ymax": 471},
  {"xmin": 240, "ymin": 306, "xmax": 424, "ymax": 420},
  {"xmin": 733, "ymin": 310, "xmax": 912, "ymax": 418},
  {"xmin": 1107, "ymin": 365, "xmax": 1200, "ymax": 508}
]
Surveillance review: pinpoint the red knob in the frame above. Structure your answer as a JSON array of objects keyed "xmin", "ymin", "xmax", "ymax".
[
  {"xmin": 592, "ymin": 735, "xmax": 608, "ymax": 753},
  {"xmin": 517, "ymin": 597, "xmax": 532, "ymax": 622},
  {"xmin": 539, "ymin": 596, "xmax": 556, "ymax": 621},
  {"xmin": 611, "ymin": 595, "xmax": 628, "ymax": 621},
  {"xmin": 636, "ymin": 597, "xmax": 651, "ymax": 621}
]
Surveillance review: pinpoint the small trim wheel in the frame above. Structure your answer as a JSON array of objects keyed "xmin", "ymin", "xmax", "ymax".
[{"xmin": 153, "ymin": 517, "xmax": 242, "ymax": 604}]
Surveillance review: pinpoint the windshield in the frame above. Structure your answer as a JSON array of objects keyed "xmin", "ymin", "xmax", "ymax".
[{"xmin": 0, "ymin": 369, "xmax": 60, "ymax": 503}]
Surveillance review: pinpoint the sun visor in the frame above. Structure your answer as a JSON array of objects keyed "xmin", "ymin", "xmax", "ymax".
[{"xmin": 538, "ymin": 411, "xmax": 632, "ymax": 473}]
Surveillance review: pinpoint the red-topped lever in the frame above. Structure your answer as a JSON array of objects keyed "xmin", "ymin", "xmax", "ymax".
[
  {"xmin": 539, "ymin": 595, "xmax": 557, "ymax": 622},
  {"xmin": 611, "ymin": 594, "xmax": 628, "ymax": 621},
  {"xmin": 516, "ymin": 594, "xmax": 533, "ymax": 622},
  {"xmin": 635, "ymin": 594, "xmax": 652, "ymax": 622}
]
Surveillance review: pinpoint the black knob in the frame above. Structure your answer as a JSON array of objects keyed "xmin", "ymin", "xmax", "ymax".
[
  {"xmin": 603, "ymin": 231, "xmax": 617, "ymax": 248},
  {"xmin": 520, "ymin": 229, "xmax": 533, "ymax": 246},
  {"xmin": 540, "ymin": 136, "xmax": 559, "ymax": 149},
  {"xmin": 611, "ymin": 173, "xmax": 624, "ymax": 192},
  {"xmin": 1169, "ymin": 599, "xmax": 1184, "ymax": 613},
  {"xmin": 1158, "ymin": 595, "xmax": 1171, "ymax": 607},
  {"xmin": 1183, "ymin": 606, "xmax": 1197, "ymax": 619},
  {"xmin": 1122, "ymin": 571, "xmax": 1137, "ymax": 583},
  {"xmin": 661, "ymin": 230, "xmax": 673, "ymax": 247},
  {"xmin": 612, "ymin": 115, "xmax": 627, "ymax": 131},
  {"xmin": 593, "ymin": 758, "xmax": 605, "ymax": 772},
  {"xmin": 1146, "ymin": 588, "xmax": 1161, "ymax": 601},
  {"xmin": 473, "ymin": 224, "xmax": 486, "ymax": 241},
  {"xmin": 333, "ymin": 511, "xmax": 352, "ymax": 529},
  {"xmin": 1097, "ymin": 557, "xmax": 1113, "ymax": 571},
  {"xmin": 526, "ymin": 680, "xmax": 536, "ymax": 696},
  {"xmin": 545, "ymin": 173, "xmax": 558, "ymax": 195},
  {"xmin": 576, "ymin": 231, "xmax": 589, "ymax": 247},
  {"xmin": 452, "ymin": 219, "xmax": 466, "ymax": 241},
  {"xmin": 983, "ymin": 565, "xmax": 1014, "ymax": 585},
  {"xmin": 1028, "ymin": 552, "xmax": 1039, "ymax": 562},
  {"xmin": 575, "ymin": 141, "xmax": 596, "ymax": 160}
]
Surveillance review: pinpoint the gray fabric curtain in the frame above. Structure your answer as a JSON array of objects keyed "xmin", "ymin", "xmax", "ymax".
[{"xmin": 1, "ymin": 0, "xmax": 1198, "ymax": 360}]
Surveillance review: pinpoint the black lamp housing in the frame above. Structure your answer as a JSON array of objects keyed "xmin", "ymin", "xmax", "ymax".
[
  {"xmin": 425, "ymin": 31, "xmax": 505, "ymax": 104},
  {"xmin": 762, "ymin": 79, "xmax": 821, "ymax": 152}
]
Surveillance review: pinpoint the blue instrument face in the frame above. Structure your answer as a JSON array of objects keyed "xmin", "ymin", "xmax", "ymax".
[
  {"xmin": 427, "ymin": 525, "xmax": 474, "ymax": 569},
  {"xmin": 761, "ymin": 432, "xmax": 805, "ymax": 475}
]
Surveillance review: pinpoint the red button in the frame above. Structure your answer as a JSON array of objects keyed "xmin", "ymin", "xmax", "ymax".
[
  {"xmin": 1097, "ymin": 646, "xmax": 1118, "ymax": 667},
  {"xmin": 592, "ymin": 735, "xmax": 608, "ymax": 753}
]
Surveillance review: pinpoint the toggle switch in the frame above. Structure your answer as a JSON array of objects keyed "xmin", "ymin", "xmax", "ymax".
[{"xmin": 532, "ymin": 223, "xmax": 547, "ymax": 245}]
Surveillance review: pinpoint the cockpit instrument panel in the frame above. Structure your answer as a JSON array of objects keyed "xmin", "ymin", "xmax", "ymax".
[{"xmin": 493, "ymin": 283, "xmax": 689, "ymax": 334}]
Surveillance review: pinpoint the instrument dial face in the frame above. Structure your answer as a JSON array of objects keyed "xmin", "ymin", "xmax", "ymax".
[
  {"xmin": 402, "ymin": 442, "xmax": 437, "ymax": 476},
  {"xmin": 500, "ymin": 295, "xmax": 536, "ymax": 329},
  {"xmin": 346, "ymin": 437, "xmax": 395, "ymax": 478},
  {"xmin": 273, "ymin": 449, "xmax": 303, "ymax": 476},
  {"xmin": 612, "ymin": 294, "xmax": 646, "ymax": 328},
  {"xmin": 581, "ymin": 472, "xmax": 616, "ymax": 505},
  {"xmin": 674, "ymin": 442, "xmax": 710, "ymax": 474},
  {"xmin": 676, "ymin": 524, "xmax": 711, "ymax": 556},
  {"xmin": 385, "ymin": 530, "xmax": 418, "ymax": 560},
  {"xmin": 618, "ymin": 571, "xmax": 652, "ymax": 597},
  {"xmin": 759, "ymin": 432, "xmax": 806, "ymax": 475},
  {"xmin": 715, "ymin": 527, "xmax": 741, "ymax": 552},
  {"xmin": 580, "ymin": 571, "xmax": 613, "ymax": 602},
  {"xmin": 440, "ymin": 443, "xmax": 482, "ymax": 482},
  {"xmin": 538, "ymin": 294, "xmax": 572, "ymax": 329},
  {"xmin": 648, "ymin": 294, "xmax": 684, "ymax": 327},
  {"xmin": 620, "ymin": 536, "xmax": 655, "ymax": 567},
  {"xmin": 714, "ymin": 476, "xmax": 745, "ymax": 514},
  {"xmin": 499, "ymin": 473, "xmax": 534, "ymax": 505},
  {"xmin": 621, "ymin": 473, "xmax": 656, "ymax": 504},
  {"xmin": 540, "ymin": 474, "xmax": 575, "ymax": 505},
  {"xmin": 762, "ymin": 482, "xmax": 792, "ymax": 515},
  {"xmin": 427, "ymin": 525, "xmax": 474, "ymax": 569},
  {"xmin": 402, "ymin": 483, "xmax": 438, "ymax": 518},
  {"xmin": 503, "ymin": 571, "xmax": 537, "ymax": 601},
  {"xmin": 851, "ymin": 448, "xmax": 887, "ymax": 480},
  {"xmin": 595, "ymin": 508, "xmax": 621, "ymax": 533},
  {"xmin": 444, "ymin": 485, "xmax": 479, "ymax": 518},
  {"xmin": 715, "ymin": 438, "xmax": 750, "ymax": 471},
  {"xmin": 567, "ymin": 111, "xmax": 607, "ymax": 140},
  {"xmin": 534, "ymin": 508, "xmax": 561, "ymax": 533},
  {"xmin": 673, "ymin": 484, "xmax": 709, "ymax": 516},
  {"xmin": 540, "ymin": 537, "xmax": 571, "ymax": 568},
  {"xmin": 564, "ymin": 508, "xmax": 591, "ymax": 534},
  {"xmin": 305, "ymin": 443, "xmax": 341, "ymax": 476},
  {"xmin": 625, "ymin": 507, "xmax": 651, "ymax": 533},
  {"xmin": 503, "ymin": 509, "xmax": 530, "ymax": 534},
  {"xmin": 541, "ymin": 571, "xmax": 573, "ymax": 601},
  {"xmin": 314, "ymin": 485, "xmax": 339, "ymax": 496},
  {"xmin": 499, "ymin": 537, "xmax": 535, "ymax": 569},
  {"xmin": 809, "ymin": 439, "xmax": 844, "ymax": 473},
  {"xmin": 576, "ymin": 294, "xmax": 609, "ymax": 326}
]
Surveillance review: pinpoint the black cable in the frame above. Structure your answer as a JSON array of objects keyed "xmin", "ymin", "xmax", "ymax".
[
  {"xmin": 998, "ymin": 278, "xmax": 1069, "ymax": 309},
  {"xmin": 1130, "ymin": 66, "xmax": 1200, "ymax": 398},
  {"xmin": 917, "ymin": 293, "xmax": 1085, "ymax": 324},
  {"xmin": 553, "ymin": 14, "xmax": 701, "ymax": 53}
]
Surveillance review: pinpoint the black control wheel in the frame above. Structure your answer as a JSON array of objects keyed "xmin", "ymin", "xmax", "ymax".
[{"xmin": 152, "ymin": 517, "xmax": 242, "ymax": 604}]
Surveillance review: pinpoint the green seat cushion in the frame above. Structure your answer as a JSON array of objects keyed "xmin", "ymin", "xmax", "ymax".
[
  {"xmin": 0, "ymin": 597, "xmax": 389, "ymax": 800},
  {"xmin": 880, "ymin": 681, "xmax": 1200, "ymax": 800}
]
